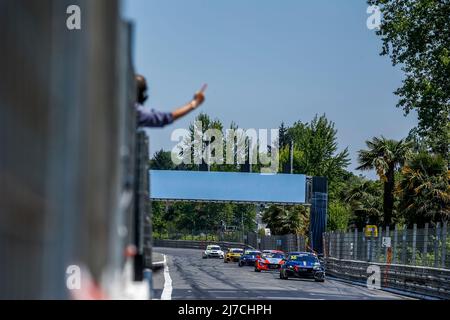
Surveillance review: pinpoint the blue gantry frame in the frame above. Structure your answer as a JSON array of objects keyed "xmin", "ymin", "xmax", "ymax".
[{"xmin": 150, "ymin": 170, "xmax": 307, "ymax": 205}]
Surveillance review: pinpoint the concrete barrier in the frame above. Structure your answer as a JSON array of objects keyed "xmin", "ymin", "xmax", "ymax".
[{"xmin": 325, "ymin": 257, "xmax": 450, "ymax": 299}]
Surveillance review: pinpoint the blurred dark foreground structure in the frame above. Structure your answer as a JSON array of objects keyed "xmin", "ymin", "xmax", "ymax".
[
  {"xmin": 0, "ymin": 0, "xmax": 151, "ymax": 299},
  {"xmin": 0, "ymin": 0, "xmax": 330, "ymax": 299}
]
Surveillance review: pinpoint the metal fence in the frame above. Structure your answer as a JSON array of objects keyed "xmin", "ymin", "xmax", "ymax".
[
  {"xmin": 153, "ymin": 239, "xmax": 252, "ymax": 251},
  {"xmin": 155, "ymin": 230, "xmax": 307, "ymax": 253},
  {"xmin": 155, "ymin": 230, "xmax": 229, "ymax": 241},
  {"xmin": 257, "ymin": 234, "xmax": 306, "ymax": 253},
  {"xmin": 324, "ymin": 223, "xmax": 449, "ymax": 269}
]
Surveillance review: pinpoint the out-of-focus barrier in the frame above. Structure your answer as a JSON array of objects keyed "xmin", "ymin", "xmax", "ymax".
[
  {"xmin": 0, "ymin": 0, "xmax": 145, "ymax": 299},
  {"xmin": 325, "ymin": 257, "xmax": 450, "ymax": 299},
  {"xmin": 134, "ymin": 131, "xmax": 152, "ymax": 280}
]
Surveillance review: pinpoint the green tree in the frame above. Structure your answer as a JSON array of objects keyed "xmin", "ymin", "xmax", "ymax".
[
  {"xmin": 286, "ymin": 114, "xmax": 350, "ymax": 181},
  {"xmin": 262, "ymin": 205, "xmax": 283, "ymax": 234},
  {"xmin": 344, "ymin": 180, "xmax": 383, "ymax": 228},
  {"xmin": 262, "ymin": 205, "xmax": 308, "ymax": 235},
  {"xmin": 173, "ymin": 202, "xmax": 199, "ymax": 232},
  {"xmin": 397, "ymin": 152, "xmax": 450, "ymax": 225},
  {"xmin": 278, "ymin": 144, "xmax": 303, "ymax": 173},
  {"xmin": 150, "ymin": 149, "xmax": 174, "ymax": 170},
  {"xmin": 327, "ymin": 201, "xmax": 352, "ymax": 231},
  {"xmin": 278, "ymin": 121, "xmax": 290, "ymax": 149},
  {"xmin": 368, "ymin": 0, "xmax": 450, "ymax": 158},
  {"xmin": 151, "ymin": 202, "xmax": 167, "ymax": 235},
  {"xmin": 328, "ymin": 171, "xmax": 364, "ymax": 204},
  {"xmin": 175, "ymin": 112, "xmax": 225, "ymax": 171},
  {"xmin": 232, "ymin": 204, "xmax": 257, "ymax": 232},
  {"xmin": 150, "ymin": 114, "xmax": 259, "ymax": 237},
  {"xmin": 357, "ymin": 136, "xmax": 411, "ymax": 226}
]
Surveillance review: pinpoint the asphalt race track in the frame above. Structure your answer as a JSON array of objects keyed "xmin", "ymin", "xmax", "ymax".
[{"xmin": 152, "ymin": 247, "xmax": 410, "ymax": 300}]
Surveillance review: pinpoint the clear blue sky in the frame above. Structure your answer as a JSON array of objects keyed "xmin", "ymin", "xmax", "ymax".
[{"xmin": 122, "ymin": 0, "xmax": 417, "ymax": 180}]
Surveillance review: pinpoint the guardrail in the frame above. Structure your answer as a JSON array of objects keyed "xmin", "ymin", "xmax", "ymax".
[
  {"xmin": 325, "ymin": 257, "xmax": 450, "ymax": 299},
  {"xmin": 154, "ymin": 239, "xmax": 254, "ymax": 251}
]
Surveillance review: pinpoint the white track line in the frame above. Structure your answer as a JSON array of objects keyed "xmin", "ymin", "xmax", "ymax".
[{"xmin": 160, "ymin": 255, "xmax": 172, "ymax": 300}]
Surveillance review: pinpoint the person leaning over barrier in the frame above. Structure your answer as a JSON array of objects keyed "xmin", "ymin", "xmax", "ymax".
[{"xmin": 135, "ymin": 74, "xmax": 206, "ymax": 127}]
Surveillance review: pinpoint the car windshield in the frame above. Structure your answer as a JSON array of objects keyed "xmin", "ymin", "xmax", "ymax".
[
  {"xmin": 208, "ymin": 246, "xmax": 220, "ymax": 250},
  {"xmin": 288, "ymin": 254, "xmax": 318, "ymax": 264},
  {"xmin": 231, "ymin": 249, "xmax": 243, "ymax": 253},
  {"xmin": 245, "ymin": 251, "xmax": 260, "ymax": 256},
  {"xmin": 264, "ymin": 253, "xmax": 284, "ymax": 259}
]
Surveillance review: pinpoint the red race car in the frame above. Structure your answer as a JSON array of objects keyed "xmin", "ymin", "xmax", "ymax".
[{"xmin": 254, "ymin": 250, "xmax": 286, "ymax": 272}]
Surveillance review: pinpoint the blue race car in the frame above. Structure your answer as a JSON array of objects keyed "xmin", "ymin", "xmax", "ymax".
[
  {"xmin": 279, "ymin": 252, "xmax": 325, "ymax": 282},
  {"xmin": 238, "ymin": 250, "xmax": 261, "ymax": 267}
]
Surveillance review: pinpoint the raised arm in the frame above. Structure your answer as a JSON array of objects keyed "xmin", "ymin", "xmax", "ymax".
[
  {"xmin": 135, "ymin": 85, "xmax": 206, "ymax": 128},
  {"xmin": 171, "ymin": 91, "xmax": 206, "ymax": 120}
]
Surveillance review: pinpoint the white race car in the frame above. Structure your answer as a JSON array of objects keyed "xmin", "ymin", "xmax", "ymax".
[{"xmin": 202, "ymin": 245, "xmax": 224, "ymax": 259}]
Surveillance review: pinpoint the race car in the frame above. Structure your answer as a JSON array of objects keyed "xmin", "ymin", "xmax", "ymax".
[
  {"xmin": 224, "ymin": 248, "xmax": 244, "ymax": 263},
  {"xmin": 279, "ymin": 252, "xmax": 325, "ymax": 282},
  {"xmin": 254, "ymin": 250, "xmax": 285, "ymax": 272},
  {"xmin": 238, "ymin": 250, "xmax": 262, "ymax": 267},
  {"xmin": 202, "ymin": 245, "xmax": 224, "ymax": 259}
]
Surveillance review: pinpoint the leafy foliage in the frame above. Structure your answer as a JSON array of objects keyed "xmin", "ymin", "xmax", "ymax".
[
  {"xmin": 328, "ymin": 201, "xmax": 352, "ymax": 231},
  {"xmin": 368, "ymin": 0, "xmax": 450, "ymax": 157},
  {"xmin": 397, "ymin": 152, "xmax": 450, "ymax": 225},
  {"xmin": 150, "ymin": 149, "xmax": 174, "ymax": 170},
  {"xmin": 357, "ymin": 136, "xmax": 411, "ymax": 226},
  {"xmin": 150, "ymin": 111, "xmax": 448, "ymax": 236},
  {"xmin": 344, "ymin": 179, "xmax": 383, "ymax": 227},
  {"xmin": 285, "ymin": 114, "xmax": 350, "ymax": 181},
  {"xmin": 262, "ymin": 205, "xmax": 309, "ymax": 235}
]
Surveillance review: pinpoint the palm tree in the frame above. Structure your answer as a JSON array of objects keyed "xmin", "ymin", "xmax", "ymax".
[
  {"xmin": 397, "ymin": 152, "xmax": 450, "ymax": 225},
  {"xmin": 357, "ymin": 136, "xmax": 412, "ymax": 226},
  {"xmin": 262, "ymin": 205, "xmax": 308, "ymax": 235},
  {"xmin": 345, "ymin": 180, "xmax": 383, "ymax": 227}
]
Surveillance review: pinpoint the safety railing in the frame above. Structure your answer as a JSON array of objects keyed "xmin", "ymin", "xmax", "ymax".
[
  {"xmin": 154, "ymin": 231, "xmax": 307, "ymax": 253},
  {"xmin": 324, "ymin": 223, "xmax": 449, "ymax": 269},
  {"xmin": 323, "ymin": 223, "xmax": 450, "ymax": 299}
]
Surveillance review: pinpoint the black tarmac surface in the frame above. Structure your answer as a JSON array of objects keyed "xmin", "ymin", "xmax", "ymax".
[{"xmin": 152, "ymin": 247, "xmax": 409, "ymax": 300}]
